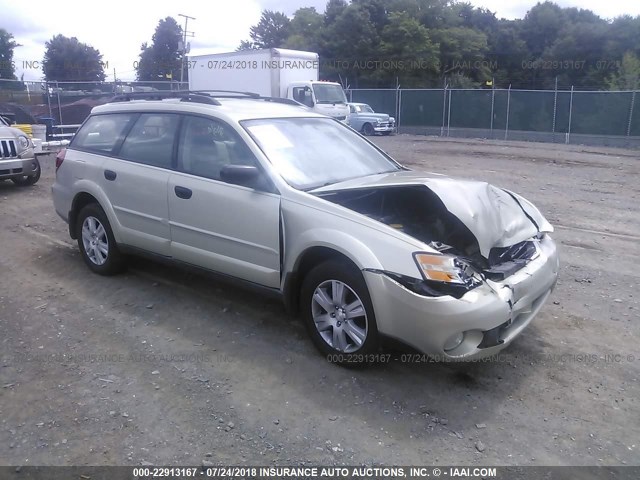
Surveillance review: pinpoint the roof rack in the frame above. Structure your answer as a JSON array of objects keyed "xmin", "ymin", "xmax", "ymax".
[
  {"xmin": 111, "ymin": 91, "xmax": 221, "ymax": 105},
  {"xmin": 109, "ymin": 90, "xmax": 306, "ymax": 108}
]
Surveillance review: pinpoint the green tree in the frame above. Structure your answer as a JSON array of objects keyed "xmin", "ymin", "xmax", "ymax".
[
  {"xmin": 42, "ymin": 35, "xmax": 106, "ymax": 82},
  {"xmin": 520, "ymin": 2, "xmax": 565, "ymax": 58},
  {"xmin": 239, "ymin": 10, "xmax": 290, "ymax": 50},
  {"xmin": 322, "ymin": 3, "xmax": 379, "ymax": 86},
  {"xmin": 0, "ymin": 29, "xmax": 18, "ymax": 80},
  {"xmin": 378, "ymin": 12, "xmax": 439, "ymax": 87},
  {"xmin": 607, "ymin": 52, "xmax": 640, "ymax": 90},
  {"xmin": 136, "ymin": 17, "xmax": 183, "ymax": 81},
  {"xmin": 432, "ymin": 27, "xmax": 489, "ymax": 85},
  {"xmin": 284, "ymin": 7, "xmax": 324, "ymax": 52},
  {"xmin": 324, "ymin": 0, "xmax": 348, "ymax": 26}
]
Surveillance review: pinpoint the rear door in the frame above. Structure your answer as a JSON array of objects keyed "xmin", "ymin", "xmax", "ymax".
[
  {"xmin": 100, "ymin": 113, "xmax": 180, "ymax": 256},
  {"xmin": 167, "ymin": 115, "xmax": 281, "ymax": 287}
]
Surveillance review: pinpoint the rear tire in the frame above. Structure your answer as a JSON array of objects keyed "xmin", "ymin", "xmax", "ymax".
[
  {"xmin": 11, "ymin": 158, "xmax": 41, "ymax": 186},
  {"xmin": 300, "ymin": 259, "xmax": 379, "ymax": 365},
  {"xmin": 76, "ymin": 203, "xmax": 125, "ymax": 275}
]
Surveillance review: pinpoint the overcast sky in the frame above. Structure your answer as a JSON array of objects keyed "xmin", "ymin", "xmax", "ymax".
[{"xmin": 1, "ymin": 0, "xmax": 639, "ymax": 82}]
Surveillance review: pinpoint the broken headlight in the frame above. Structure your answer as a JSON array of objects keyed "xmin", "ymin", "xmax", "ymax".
[{"xmin": 413, "ymin": 253, "xmax": 478, "ymax": 285}]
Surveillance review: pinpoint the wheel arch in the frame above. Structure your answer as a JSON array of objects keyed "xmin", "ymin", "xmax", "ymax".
[
  {"xmin": 282, "ymin": 244, "xmax": 374, "ymax": 317},
  {"xmin": 68, "ymin": 184, "xmax": 120, "ymax": 242}
]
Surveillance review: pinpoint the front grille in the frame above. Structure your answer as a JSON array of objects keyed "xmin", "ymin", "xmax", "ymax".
[{"xmin": 1, "ymin": 139, "xmax": 18, "ymax": 158}]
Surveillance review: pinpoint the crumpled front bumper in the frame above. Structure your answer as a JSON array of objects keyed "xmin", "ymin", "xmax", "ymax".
[{"xmin": 364, "ymin": 234, "xmax": 559, "ymax": 360}]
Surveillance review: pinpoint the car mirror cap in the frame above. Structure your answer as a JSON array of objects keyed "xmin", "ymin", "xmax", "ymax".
[{"xmin": 219, "ymin": 165, "xmax": 260, "ymax": 187}]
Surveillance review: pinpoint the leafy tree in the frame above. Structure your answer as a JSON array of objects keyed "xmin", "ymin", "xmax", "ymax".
[
  {"xmin": 378, "ymin": 12, "xmax": 439, "ymax": 87},
  {"xmin": 42, "ymin": 35, "xmax": 106, "ymax": 82},
  {"xmin": 0, "ymin": 29, "xmax": 18, "ymax": 80},
  {"xmin": 520, "ymin": 2, "xmax": 565, "ymax": 58},
  {"xmin": 324, "ymin": 0, "xmax": 348, "ymax": 25},
  {"xmin": 240, "ymin": 0, "xmax": 640, "ymax": 90},
  {"xmin": 432, "ymin": 27, "xmax": 489, "ymax": 85},
  {"xmin": 136, "ymin": 17, "xmax": 183, "ymax": 81},
  {"xmin": 322, "ymin": 3, "xmax": 379, "ymax": 86},
  {"xmin": 239, "ymin": 10, "xmax": 290, "ymax": 50},
  {"xmin": 284, "ymin": 7, "xmax": 324, "ymax": 52},
  {"xmin": 352, "ymin": 0, "xmax": 389, "ymax": 34},
  {"xmin": 607, "ymin": 52, "xmax": 640, "ymax": 90}
]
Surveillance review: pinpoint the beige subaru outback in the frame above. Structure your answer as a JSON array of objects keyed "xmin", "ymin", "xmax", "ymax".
[{"xmin": 51, "ymin": 92, "xmax": 559, "ymax": 364}]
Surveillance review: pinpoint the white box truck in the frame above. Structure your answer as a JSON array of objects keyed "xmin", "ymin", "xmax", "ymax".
[{"xmin": 188, "ymin": 48, "xmax": 349, "ymax": 121}]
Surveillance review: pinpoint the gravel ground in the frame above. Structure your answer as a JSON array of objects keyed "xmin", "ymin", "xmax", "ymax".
[{"xmin": 0, "ymin": 136, "xmax": 638, "ymax": 467}]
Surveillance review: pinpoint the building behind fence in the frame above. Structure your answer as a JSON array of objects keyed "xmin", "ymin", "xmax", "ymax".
[{"xmin": 1, "ymin": 79, "xmax": 638, "ymax": 148}]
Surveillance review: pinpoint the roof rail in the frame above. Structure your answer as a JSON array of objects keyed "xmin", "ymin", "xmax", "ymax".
[
  {"xmin": 109, "ymin": 90, "xmax": 307, "ymax": 108},
  {"xmin": 111, "ymin": 91, "xmax": 221, "ymax": 105}
]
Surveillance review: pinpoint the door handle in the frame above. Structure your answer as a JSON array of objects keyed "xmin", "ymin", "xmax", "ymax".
[
  {"xmin": 104, "ymin": 170, "xmax": 117, "ymax": 181},
  {"xmin": 174, "ymin": 185, "xmax": 192, "ymax": 199}
]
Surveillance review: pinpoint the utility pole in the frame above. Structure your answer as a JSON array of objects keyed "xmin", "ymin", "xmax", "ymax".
[{"xmin": 178, "ymin": 13, "xmax": 196, "ymax": 85}]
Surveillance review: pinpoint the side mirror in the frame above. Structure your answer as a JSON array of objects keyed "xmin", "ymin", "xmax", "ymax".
[{"xmin": 219, "ymin": 164, "xmax": 261, "ymax": 188}]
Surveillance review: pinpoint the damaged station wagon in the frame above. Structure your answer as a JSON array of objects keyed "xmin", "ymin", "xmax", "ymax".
[{"xmin": 52, "ymin": 92, "xmax": 559, "ymax": 363}]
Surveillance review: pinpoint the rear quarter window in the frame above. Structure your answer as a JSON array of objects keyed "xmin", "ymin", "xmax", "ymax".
[{"xmin": 72, "ymin": 113, "xmax": 136, "ymax": 154}]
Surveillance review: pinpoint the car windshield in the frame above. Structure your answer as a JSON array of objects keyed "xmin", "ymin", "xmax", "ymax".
[
  {"xmin": 312, "ymin": 83, "xmax": 347, "ymax": 104},
  {"xmin": 359, "ymin": 105, "xmax": 374, "ymax": 113},
  {"xmin": 243, "ymin": 117, "xmax": 401, "ymax": 190}
]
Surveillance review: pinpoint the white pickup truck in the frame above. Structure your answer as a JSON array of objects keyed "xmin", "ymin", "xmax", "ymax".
[{"xmin": 188, "ymin": 48, "xmax": 349, "ymax": 122}]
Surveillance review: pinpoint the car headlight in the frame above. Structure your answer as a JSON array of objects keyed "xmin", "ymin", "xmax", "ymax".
[
  {"xmin": 413, "ymin": 253, "xmax": 470, "ymax": 284},
  {"xmin": 17, "ymin": 135, "xmax": 31, "ymax": 151}
]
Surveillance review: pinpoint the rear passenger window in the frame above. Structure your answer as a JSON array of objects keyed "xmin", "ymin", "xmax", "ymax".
[
  {"xmin": 72, "ymin": 114, "xmax": 135, "ymax": 154},
  {"xmin": 119, "ymin": 114, "xmax": 180, "ymax": 168},
  {"xmin": 178, "ymin": 116, "xmax": 257, "ymax": 181}
]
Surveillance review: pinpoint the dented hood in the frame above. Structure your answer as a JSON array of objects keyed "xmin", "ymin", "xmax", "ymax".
[{"xmin": 311, "ymin": 171, "xmax": 553, "ymax": 257}]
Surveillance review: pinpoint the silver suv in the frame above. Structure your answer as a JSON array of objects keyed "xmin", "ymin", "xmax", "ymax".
[
  {"xmin": 0, "ymin": 115, "xmax": 40, "ymax": 186},
  {"xmin": 52, "ymin": 92, "xmax": 559, "ymax": 363}
]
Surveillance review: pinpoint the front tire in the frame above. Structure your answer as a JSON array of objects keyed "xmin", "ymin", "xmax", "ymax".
[
  {"xmin": 300, "ymin": 260, "xmax": 379, "ymax": 363},
  {"xmin": 11, "ymin": 158, "xmax": 41, "ymax": 186},
  {"xmin": 362, "ymin": 123, "xmax": 374, "ymax": 136},
  {"xmin": 76, "ymin": 203, "xmax": 125, "ymax": 275}
]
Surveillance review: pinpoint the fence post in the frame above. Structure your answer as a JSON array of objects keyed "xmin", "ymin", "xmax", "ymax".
[
  {"xmin": 447, "ymin": 88, "xmax": 452, "ymax": 137},
  {"xmin": 490, "ymin": 82, "xmax": 495, "ymax": 138},
  {"xmin": 504, "ymin": 85, "xmax": 511, "ymax": 140},
  {"xmin": 441, "ymin": 85, "xmax": 447, "ymax": 137},
  {"xmin": 46, "ymin": 81, "xmax": 53, "ymax": 119},
  {"xmin": 627, "ymin": 90, "xmax": 636, "ymax": 138},
  {"xmin": 567, "ymin": 85, "xmax": 574, "ymax": 144},
  {"xmin": 552, "ymin": 76, "xmax": 558, "ymax": 141},
  {"xmin": 397, "ymin": 88, "xmax": 402, "ymax": 133},
  {"xmin": 56, "ymin": 81, "xmax": 63, "ymax": 126}
]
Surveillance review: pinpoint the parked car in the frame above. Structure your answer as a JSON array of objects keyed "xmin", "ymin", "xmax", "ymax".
[
  {"xmin": 0, "ymin": 115, "xmax": 40, "ymax": 186},
  {"xmin": 347, "ymin": 102, "xmax": 395, "ymax": 136},
  {"xmin": 52, "ymin": 92, "xmax": 558, "ymax": 364}
]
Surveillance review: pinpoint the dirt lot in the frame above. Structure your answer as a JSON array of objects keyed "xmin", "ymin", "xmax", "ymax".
[{"xmin": 0, "ymin": 136, "xmax": 638, "ymax": 468}]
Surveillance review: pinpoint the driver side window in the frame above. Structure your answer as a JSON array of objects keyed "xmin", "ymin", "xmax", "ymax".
[{"xmin": 177, "ymin": 116, "xmax": 257, "ymax": 181}]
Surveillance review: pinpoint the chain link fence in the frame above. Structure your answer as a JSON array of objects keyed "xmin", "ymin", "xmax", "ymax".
[
  {"xmin": 350, "ymin": 88, "xmax": 640, "ymax": 148},
  {"xmin": 2, "ymin": 80, "xmax": 638, "ymax": 148},
  {"xmin": 0, "ymin": 79, "xmax": 188, "ymax": 127}
]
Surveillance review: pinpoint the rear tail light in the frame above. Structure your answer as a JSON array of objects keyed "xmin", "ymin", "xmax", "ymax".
[{"xmin": 55, "ymin": 148, "xmax": 66, "ymax": 172}]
